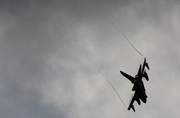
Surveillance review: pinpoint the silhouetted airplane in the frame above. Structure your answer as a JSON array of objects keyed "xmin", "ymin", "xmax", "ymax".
[{"xmin": 120, "ymin": 58, "xmax": 150, "ymax": 112}]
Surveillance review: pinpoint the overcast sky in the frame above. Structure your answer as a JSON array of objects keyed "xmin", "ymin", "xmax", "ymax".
[{"xmin": 0, "ymin": 0, "xmax": 180, "ymax": 118}]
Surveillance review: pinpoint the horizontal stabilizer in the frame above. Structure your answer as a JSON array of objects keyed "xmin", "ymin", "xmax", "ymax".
[{"xmin": 143, "ymin": 71, "xmax": 149, "ymax": 81}]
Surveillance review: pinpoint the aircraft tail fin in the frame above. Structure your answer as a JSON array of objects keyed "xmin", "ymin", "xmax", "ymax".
[
  {"xmin": 137, "ymin": 65, "xmax": 142, "ymax": 75},
  {"xmin": 145, "ymin": 63, "xmax": 150, "ymax": 70}
]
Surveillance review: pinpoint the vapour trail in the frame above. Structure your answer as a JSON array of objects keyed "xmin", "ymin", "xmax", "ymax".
[{"xmin": 61, "ymin": 24, "xmax": 127, "ymax": 108}]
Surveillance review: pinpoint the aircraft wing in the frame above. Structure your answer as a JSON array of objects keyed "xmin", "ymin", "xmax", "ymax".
[
  {"xmin": 128, "ymin": 102, "xmax": 135, "ymax": 112},
  {"xmin": 128, "ymin": 93, "xmax": 136, "ymax": 112},
  {"xmin": 120, "ymin": 71, "xmax": 134, "ymax": 83},
  {"xmin": 128, "ymin": 90, "xmax": 141, "ymax": 112}
]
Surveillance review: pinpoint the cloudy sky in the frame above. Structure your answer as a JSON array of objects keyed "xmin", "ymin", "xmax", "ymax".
[{"xmin": 0, "ymin": 0, "xmax": 180, "ymax": 118}]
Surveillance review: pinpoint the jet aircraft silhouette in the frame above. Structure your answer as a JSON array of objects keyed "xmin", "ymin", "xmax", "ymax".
[{"xmin": 120, "ymin": 58, "xmax": 150, "ymax": 112}]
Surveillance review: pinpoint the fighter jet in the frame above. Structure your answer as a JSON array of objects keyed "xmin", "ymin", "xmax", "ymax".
[{"xmin": 120, "ymin": 58, "xmax": 150, "ymax": 112}]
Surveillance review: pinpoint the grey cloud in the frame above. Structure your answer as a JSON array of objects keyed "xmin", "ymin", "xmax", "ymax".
[{"xmin": 0, "ymin": 0, "xmax": 180, "ymax": 118}]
